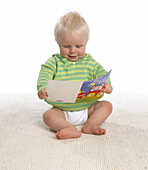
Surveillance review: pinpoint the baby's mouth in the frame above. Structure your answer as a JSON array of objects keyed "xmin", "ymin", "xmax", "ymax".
[{"xmin": 68, "ymin": 55, "xmax": 77, "ymax": 59}]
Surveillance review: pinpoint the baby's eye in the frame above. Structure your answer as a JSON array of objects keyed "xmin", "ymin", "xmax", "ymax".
[
  {"xmin": 76, "ymin": 45, "xmax": 81, "ymax": 48},
  {"xmin": 64, "ymin": 46, "xmax": 70, "ymax": 48}
]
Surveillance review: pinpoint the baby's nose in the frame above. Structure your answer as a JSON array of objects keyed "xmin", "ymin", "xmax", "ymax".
[{"xmin": 70, "ymin": 47, "xmax": 76, "ymax": 53}]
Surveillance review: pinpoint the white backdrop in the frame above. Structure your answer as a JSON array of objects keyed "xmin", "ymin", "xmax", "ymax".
[{"xmin": 0, "ymin": 0, "xmax": 148, "ymax": 93}]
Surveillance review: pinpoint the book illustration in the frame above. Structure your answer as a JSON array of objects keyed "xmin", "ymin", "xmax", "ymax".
[
  {"xmin": 75, "ymin": 70, "xmax": 111, "ymax": 103},
  {"xmin": 76, "ymin": 82, "xmax": 105, "ymax": 102},
  {"xmin": 46, "ymin": 70, "xmax": 111, "ymax": 103}
]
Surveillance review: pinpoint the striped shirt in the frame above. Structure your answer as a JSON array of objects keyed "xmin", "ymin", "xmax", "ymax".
[{"xmin": 37, "ymin": 53, "xmax": 111, "ymax": 111}]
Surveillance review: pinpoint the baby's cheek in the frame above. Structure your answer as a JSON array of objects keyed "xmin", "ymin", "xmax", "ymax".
[{"xmin": 78, "ymin": 48, "xmax": 85, "ymax": 56}]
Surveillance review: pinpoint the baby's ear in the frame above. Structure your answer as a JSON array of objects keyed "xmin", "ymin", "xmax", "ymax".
[{"xmin": 57, "ymin": 41, "xmax": 60, "ymax": 46}]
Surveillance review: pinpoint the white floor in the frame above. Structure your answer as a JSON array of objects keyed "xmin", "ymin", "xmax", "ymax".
[{"xmin": 0, "ymin": 93, "xmax": 148, "ymax": 170}]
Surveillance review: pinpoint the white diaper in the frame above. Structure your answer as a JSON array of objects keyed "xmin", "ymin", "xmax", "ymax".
[{"xmin": 64, "ymin": 109, "xmax": 88, "ymax": 126}]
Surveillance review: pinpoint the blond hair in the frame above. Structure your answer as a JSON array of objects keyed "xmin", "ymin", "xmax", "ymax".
[{"xmin": 54, "ymin": 11, "xmax": 89, "ymax": 42}]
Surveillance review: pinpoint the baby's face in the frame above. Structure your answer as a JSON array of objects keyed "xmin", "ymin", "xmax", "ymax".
[{"xmin": 57, "ymin": 32, "xmax": 87, "ymax": 62}]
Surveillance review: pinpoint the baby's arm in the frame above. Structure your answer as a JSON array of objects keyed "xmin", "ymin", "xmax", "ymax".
[{"xmin": 38, "ymin": 89, "xmax": 48, "ymax": 99}]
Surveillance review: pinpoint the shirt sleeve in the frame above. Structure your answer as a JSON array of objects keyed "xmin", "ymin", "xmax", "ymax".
[
  {"xmin": 93, "ymin": 63, "xmax": 111, "ymax": 84},
  {"xmin": 37, "ymin": 57, "xmax": 57, "ymax": 92}
]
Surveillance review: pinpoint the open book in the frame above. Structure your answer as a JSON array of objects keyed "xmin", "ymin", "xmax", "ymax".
[{"xmin": 46, "ymin": 70, "xmax": 111, "ymax": 103}]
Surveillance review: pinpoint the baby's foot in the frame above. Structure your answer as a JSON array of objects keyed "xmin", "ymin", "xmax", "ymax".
[
  {"xmin": 82, "ymin": 124, "xmax": 106, "ymax": 135},
  {"xmin": 56, "ymin": 126, "xmax": 81, "ymax": 140}
]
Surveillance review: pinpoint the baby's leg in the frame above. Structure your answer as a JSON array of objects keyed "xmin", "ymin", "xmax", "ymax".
[
  {"xmin": 43, "ymin": 107, "xmax": 81, "ymax": 139},
  {"xmin": 82, "ymin": 101, "xmax": 112, "ymax": 135}
]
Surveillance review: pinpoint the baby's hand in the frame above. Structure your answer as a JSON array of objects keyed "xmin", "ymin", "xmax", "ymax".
[
  {"xmin": 38, "ymin": 89, "xmax": 48, "ymax": 99},
  {"xmin": 104, "ymin": 83, "xmax": 113, "ymax": 94}
]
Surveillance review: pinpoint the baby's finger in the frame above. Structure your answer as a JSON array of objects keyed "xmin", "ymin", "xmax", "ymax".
[{"xmin": 45, "ymin": 91, "xmax": 48, "ymax": 98}]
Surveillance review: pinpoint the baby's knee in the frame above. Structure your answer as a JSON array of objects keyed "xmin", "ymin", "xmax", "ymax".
[
  {"xmin": 43, "ymin": 110, "xmax": 52, "ymax": 124},
  {"xmin": 105, "ymin": 101, "xmax": 113, "ymax": 113}
]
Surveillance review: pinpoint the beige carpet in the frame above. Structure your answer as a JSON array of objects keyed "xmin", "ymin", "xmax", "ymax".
[{"xmin": 0, "ymin": 93, "xmax": 148, "ymax": 170}]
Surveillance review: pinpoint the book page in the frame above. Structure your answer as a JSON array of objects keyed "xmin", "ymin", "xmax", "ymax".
[
  {"xmin": 46, "ymin": 80, "xmax": 83, "ymax": 103},
  {"xmin": 75, "ymin": 70, "xmax": 112, "ymax": 103}
]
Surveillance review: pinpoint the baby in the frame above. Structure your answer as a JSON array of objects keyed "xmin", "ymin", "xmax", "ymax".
[{"xmin": 37, "ymin": 11, "xmax": 113, "ymax": 139}]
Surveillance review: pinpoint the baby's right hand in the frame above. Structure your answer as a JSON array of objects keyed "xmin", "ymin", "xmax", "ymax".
[{"xmin": 38, "ymin": 89, "xmax": 48, "ymax": 99}]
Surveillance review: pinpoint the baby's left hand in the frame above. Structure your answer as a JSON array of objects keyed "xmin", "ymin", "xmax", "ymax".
[{"xmin": 104, "ymin": 83, "xmax": 113, "ymax": 94}]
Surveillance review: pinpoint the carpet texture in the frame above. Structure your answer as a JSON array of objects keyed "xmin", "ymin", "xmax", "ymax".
[{"xmin": 0, "ymin": 93, "xmax": 148, "ymax": 170}]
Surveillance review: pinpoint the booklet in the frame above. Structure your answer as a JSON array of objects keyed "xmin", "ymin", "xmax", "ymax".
[{"xmin": 46, "ymin": 70, "xmax": 111, "ymax": 103}]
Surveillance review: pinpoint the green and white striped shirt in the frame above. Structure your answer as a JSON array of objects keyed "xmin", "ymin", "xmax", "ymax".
[{"xmin": 37, "ymin": 53, "xmax": 111, "ymax": 111}]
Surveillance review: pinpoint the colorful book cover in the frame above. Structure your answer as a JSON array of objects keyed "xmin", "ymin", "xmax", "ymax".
[{"xmin": 75, "ymin": 70, "xmax": 112, "ymax": 103}]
